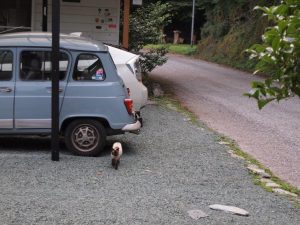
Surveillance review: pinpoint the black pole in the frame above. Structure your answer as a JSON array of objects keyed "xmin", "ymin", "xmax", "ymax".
[
  {"xmin": 42, "ymin": 0, "xmax": 48, "ymax": 31},
  {"xmin": 51, "ymin": 0, "xmax": 60, "ymax": 161}
]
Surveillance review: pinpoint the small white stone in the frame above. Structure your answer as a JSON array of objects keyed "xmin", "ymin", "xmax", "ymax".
[
  {"xmin": 247, "ymin": 165, "xmax": 264, "ymax": 174},
  {"xmin": 209, "ymin": 204, "xmax": 249, "ymax": 216},
  {"xmin": 188, "ymin": 210, "xmax": 208, "ymax": 220},
  {"xmin": 273, "ymin": 188, "xmax": 298, "ymax": 197},
  {"xmin": 260, "ymin": 178, "xmax": 272, "ymax": 183},
  {"xmin": 218, "ymin": 141, "xmax": 230, "ymax": 145},
  {"xmin": 247, "ymin": 165, "xmax": 270, "ymax": 178},
  {"xmin": 261, "ymin": 172, "xmax": 271, "ymax": 178},
  {"xmin": 146, "ymin": 100, "xmax": 157, "ymax": 105},
  {"xmin": 265, "ymin": 182, "xmax": 280, "ymax": 188},
  {"xmin": 228, "ymin": 151, "xmax": 245, "ymax": 160},
  {"xmin": 152, "ymin": 83, "xmax": 164, "ymax": 97}
]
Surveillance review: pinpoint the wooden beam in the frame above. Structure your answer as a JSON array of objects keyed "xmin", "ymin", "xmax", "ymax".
[{"xmin": 122, "ymin": 0, "xmax": 130, "ymax": 49}]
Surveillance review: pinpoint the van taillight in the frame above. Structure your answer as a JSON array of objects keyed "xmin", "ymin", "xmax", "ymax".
[{"xmin": 124, "ymin": 99, "xmax": 133, "ymax": 114}]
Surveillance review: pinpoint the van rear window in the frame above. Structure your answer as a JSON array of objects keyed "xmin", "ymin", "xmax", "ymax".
[{"xmin": 73, "ymin": 54, "xmax": 106, "ymax": 81}]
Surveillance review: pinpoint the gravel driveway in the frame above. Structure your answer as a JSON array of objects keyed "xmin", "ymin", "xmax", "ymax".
[{"xmin": 0, "ymin": 105, "xmax": 299, "ymax": 225}]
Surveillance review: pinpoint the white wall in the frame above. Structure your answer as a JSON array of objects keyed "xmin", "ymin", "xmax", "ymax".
[{"xmin": 32, "ymin": 0, "xmax": 120, "ymax": 44}]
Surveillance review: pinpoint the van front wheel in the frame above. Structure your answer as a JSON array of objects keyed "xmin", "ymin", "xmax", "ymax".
[{"xmin": 65, "ymin": 119, "xmax": 106, "ymax": 156}]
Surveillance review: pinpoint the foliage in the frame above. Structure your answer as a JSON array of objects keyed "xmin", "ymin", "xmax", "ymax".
[
  {"xmin": 245, "ymin": 0, "xmax": 300, "ymax": 109},
  {"xmin": 129, "ymin": 1, "xmax": 171, "ymax": 51},
  {"xmin": 196, "ymin": 0, "xmax": 270, "ymax": 71},
  {"xmin": 129, "ymin": 1, "xmax": 171, "ymax": 73},
  {"xmin": 139, "ymin": 48, "xmax": 168, "ymax": 73},
  {"xmin": 146, "ymin": 44, "xmax": 197, "ymax": 56}
]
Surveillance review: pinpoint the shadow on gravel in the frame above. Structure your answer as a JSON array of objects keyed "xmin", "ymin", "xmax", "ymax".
[
  {"xmin": 0, "ymin": 136, "xmax": 52, "ymax": 152},
  {"xmin": 0, "ymin": 136, "xmax": 136, "ymax": 157}
]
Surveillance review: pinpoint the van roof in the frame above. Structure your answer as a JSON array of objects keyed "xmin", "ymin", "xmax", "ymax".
[{"xmin": 0, "ymin": 32, "xmax": 107, "ymax": 52}]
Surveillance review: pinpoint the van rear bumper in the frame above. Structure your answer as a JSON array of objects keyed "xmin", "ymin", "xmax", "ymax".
[{"xmin": 122, "ymin": 120, "xmax": 141, "ymax": 134}]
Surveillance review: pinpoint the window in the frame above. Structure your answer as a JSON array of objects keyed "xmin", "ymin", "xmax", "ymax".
[
  {"xmin": 20, "ymin": 51, "xmax": 69, "ymax": 81},
  {"xmin": 73, "ymin": 54, "xmax": 106, "ymax": 81},
  {"xmin": 0, "ymin": 50, "xmax": 13, "ymax": 81}
]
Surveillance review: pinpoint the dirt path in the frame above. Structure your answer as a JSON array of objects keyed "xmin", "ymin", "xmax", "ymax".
[{"xmin": 151, "ymin": 54, "xmax": 300, "ymax": 188}]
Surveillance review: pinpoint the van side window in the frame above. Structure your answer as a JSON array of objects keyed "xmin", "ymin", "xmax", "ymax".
[
  {"xmin": 0, "ymin": 50, "xmax": 13, "ymax": 81},
  {"xmin": 20, "ymin": 51, "xmax": 69, "ymax": 81},
  {"xmin": 73, "ymin": 54, "xmax": 106, "ymax": 81}
]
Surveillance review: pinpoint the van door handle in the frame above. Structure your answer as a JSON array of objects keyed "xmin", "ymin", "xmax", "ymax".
[
  {"xmin": 46, "ymin": 87, "xmax": 64, "ymax": 93},
  {"xmin": 0, "ymin": 87, "xmax": 13, "ymax": 93}
]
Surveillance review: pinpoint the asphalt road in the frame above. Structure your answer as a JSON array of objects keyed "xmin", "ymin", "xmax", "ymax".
[
  {"xmin": 0, "ymin": 105, "xmax": 299, "ymax": 224},
  {"xmin": 151, "ymin": 54, "xmax": 300, "ymax": 189}
]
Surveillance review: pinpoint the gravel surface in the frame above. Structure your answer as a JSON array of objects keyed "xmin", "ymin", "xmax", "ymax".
[
  {"xmin": 0, "ymin": 105, "xmax": 299, "ymax": 225},
  {"xmin": 150, "ymin": 54, "xmax": 300, "ymax": 188}
]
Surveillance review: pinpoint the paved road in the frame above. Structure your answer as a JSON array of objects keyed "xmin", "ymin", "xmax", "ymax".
[
  {"xmin": 151, "ymin": 54, "xmax": 300, "ymax": 188},
  {"xmin": 0, "ymin": 105, "xmax": 299, "ymax": 224}
]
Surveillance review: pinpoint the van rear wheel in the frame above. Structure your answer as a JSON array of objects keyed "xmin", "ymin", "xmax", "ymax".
[{"xmin": 65, "ymin": 119, "xmax": 106, "ymax": 156}]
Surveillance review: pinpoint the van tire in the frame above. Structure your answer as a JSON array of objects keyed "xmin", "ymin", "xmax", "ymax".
[{"xmin": 65, "ymin": 119, "xmax": 106, "ymax": 156}]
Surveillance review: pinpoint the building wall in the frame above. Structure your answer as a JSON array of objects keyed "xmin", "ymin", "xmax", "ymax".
[{"xmin": 32, "ymin": 0, "xmax": 120, "ymax": 44}]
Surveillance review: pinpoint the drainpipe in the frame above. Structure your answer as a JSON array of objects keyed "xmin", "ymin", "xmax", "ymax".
[{"xmin": 42, "ymin": 0, "xmax": 48, "ymax": 31}]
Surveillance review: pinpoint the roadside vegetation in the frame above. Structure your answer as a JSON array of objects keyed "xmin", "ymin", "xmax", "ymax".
[
  {"xmin": 195, "ymin": 0, "xmax": 275, "ymax": 72},
  {"xmin": 145, "ymin": 44, "xmax": 197, "ymax": 56},
  {"xmin": 129, "ymin": 1, "xmax": 171, "ymax": 72}
]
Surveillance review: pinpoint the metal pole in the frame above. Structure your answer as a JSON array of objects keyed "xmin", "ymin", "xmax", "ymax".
[
  {"xmin": 51, "ymin": 0, "xmax": 60, "ymax": 161},
  {"xmin": 191, "ymin": 0, "xmax": 196, "ymax": 46},
  {"xmin": 42, "ymin": 0, "xmax": 48, "ymax": 31}
]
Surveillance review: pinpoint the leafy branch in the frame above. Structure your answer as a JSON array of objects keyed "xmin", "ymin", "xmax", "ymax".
[{"xmin": 245, "ymin": 0, "xmax": 300, "ymax": 109}]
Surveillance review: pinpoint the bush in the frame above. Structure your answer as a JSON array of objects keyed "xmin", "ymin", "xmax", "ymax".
[
  {"xmin": 139, "ymin": 48, "xmax": 168, "ymax": 73},
  {"xmin": 246, "ymin": 0, "xmax": 300, "ymax": 109},
  {"xmin": 129, "ymin": 1, "xmax": 171, "ymax": 52},
  {"xmin": 129, "ymin": 1, "xmax": 171, "ymax": 72}
]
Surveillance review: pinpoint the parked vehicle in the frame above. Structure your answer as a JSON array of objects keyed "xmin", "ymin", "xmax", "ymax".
[
  {"xmin": 107, "ymin": 45, "xmax": 148, "ymax": 115},
  {"xmin": 0, "ymin": 32, "xmax": 141, "ymax": 156}
]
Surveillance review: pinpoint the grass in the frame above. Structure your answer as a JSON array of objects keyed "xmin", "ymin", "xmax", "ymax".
[
  {"xmin": 218, "ymin": 136, "xmax": 300, "ymax": 197},
  {"xmin": 154, "ymin": 96, "xmax": 200, "ymax": 126},
  {"xmin": 145, "ymin": 44, "xmax": 197, "ymax": 56}
]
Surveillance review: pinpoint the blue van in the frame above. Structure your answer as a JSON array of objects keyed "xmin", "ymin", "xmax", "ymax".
[{"xmin": 0, "ymin": 32, "xmax": 141, "ymax": 156}]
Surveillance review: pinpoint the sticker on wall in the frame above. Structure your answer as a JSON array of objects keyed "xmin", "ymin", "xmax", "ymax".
[{"xmin": 108, "ymin": 24, "xmax": 117, "ymax": 29}]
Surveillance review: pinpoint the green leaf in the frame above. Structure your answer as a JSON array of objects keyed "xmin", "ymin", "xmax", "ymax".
[
  {"xmin": 278, "ymin": 20, "xmax": 288, "ymax": 33},
  {"xmin": 258, "ymin": 98, "xmax": 275, "ymax": 110},
  {"xmin": 272, "ymin": 37, "xmax": 281, "ymax": 51}
]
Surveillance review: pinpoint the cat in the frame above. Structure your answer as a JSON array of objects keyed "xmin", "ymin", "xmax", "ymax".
[{"xmin": 111, "ymin": 142, "xmax": 123, "ymax": 170}]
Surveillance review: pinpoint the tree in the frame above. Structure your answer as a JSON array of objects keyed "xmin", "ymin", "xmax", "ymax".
[
  {"xmin": 129, "ymin": 1, "xmax": 171, "ymax": 72},
  {"xmin": 245, "ymin": 0, "xmax": 300, "ymax": 109},
  {"xmin": 129, "ymin": 1, "xmax": 171, "ymax": 51}
]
